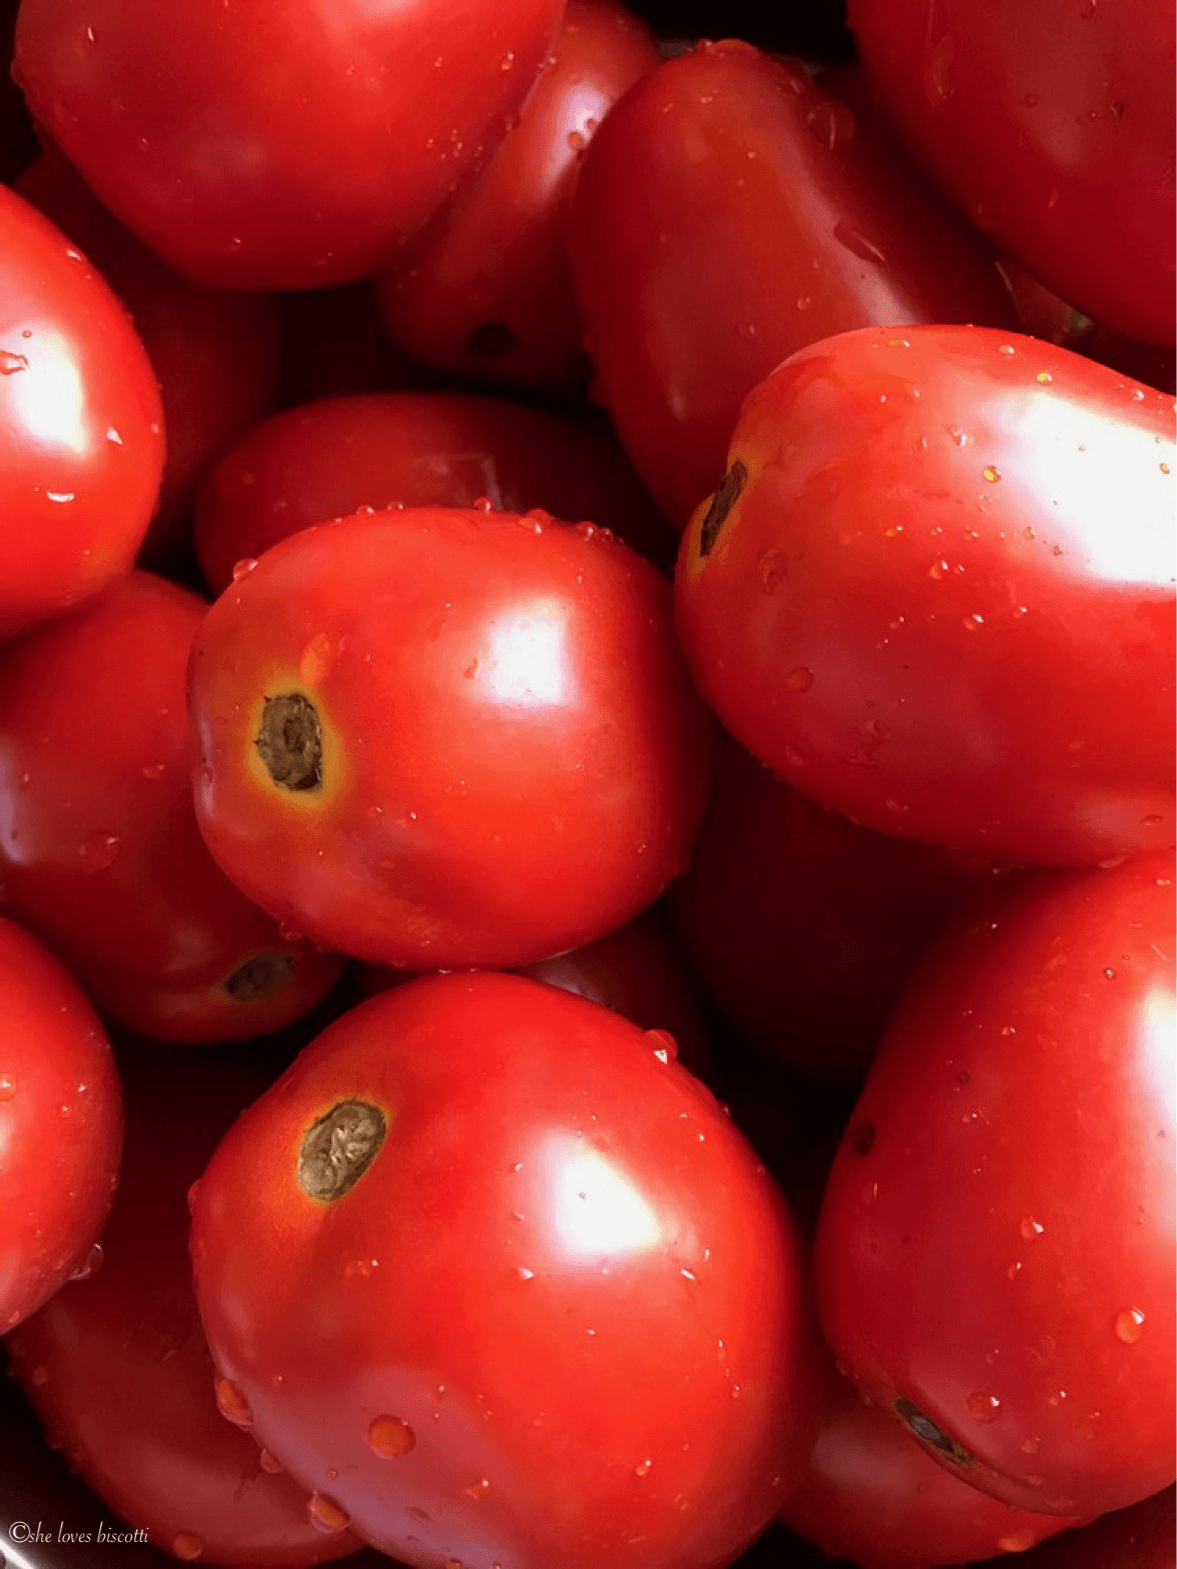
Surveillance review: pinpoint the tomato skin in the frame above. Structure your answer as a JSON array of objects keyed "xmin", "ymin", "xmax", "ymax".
[
  {"xmin": 14, "ymin": 0, "xmax": 567, "ymax": 291},
  {"xmin": 6, "ymin": 1060, "xmax": 361, "ymax": 1565},
  {"xmin": 814, "ymin": 855, "xmax": 1176, "ymax": 1519},
  {"xmin": 0, "ymin": 572, "xmax": 344, "ymax": 1042},
  {"xmin": 189, "ymin": 508, "xmax": 711, "ymax": 971},
  {"xmin": 0, "ymin": 185, "xmax": 164, "ymax": 642},
  {"xmin": 190, "ymin": 972, "xmax": 818, "ymax": 1569},
  {"xmin": 847, "ymin": 0, "xmax": 1176, "ymax": 346},
  {"xmin": 193, "ymin": 391, "xmax": 674, "ymax": 596},
  {"xmin": 376, "ymin": 0, "xmax": 660, "ymax": 393},
  {"xmin": 0, "ymin": 917, "xmax": 122, "ymax": 1333},
  {"xmin": 676, "ymin": 325, "xmax": 1176, "ymax": 868},
  {"xmin": 978, "ymin": 1484, "xmax": 1176, "ymax": 1569},
  {"xmin": 568, "ymin": 39, "xmax": 1017, "ymax": 527}
]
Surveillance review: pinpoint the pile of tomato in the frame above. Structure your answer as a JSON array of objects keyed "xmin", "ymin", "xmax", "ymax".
[{"xmin": 0, "ymin": 0, "xmax": 1173, "ymax": 1565}]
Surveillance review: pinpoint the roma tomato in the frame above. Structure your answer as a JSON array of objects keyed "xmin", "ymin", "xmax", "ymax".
[
  {"xmin": 847, "ymin": 0, "xmax": 1177, "ymax": 345},
  {"xmin": 0, "ymin": 185, "xmax": 163, "ymax": 642},
  {"xmin": 676, "ymin": 325, "xmax": 1176, "ymax": 868},
  {"xmin": 7, "ymin": 1060, "xmax": 362, "ymax": 1566},
  {"xmin": 13, "ymin": 0, "xmax": 565, "ymax": 290},
  {"xmin": 0, "ymin": 571, "xmax": 344, "ymax": 1043},
  {"xmin": 188, "ymin": 507, "xmax": 711, "ymax": 971},
  {"xmin": 977, "ymin": 1485, "xmax": 1176, "ymax": 1569},
  {"xmin": 190, "ymin": 972, "xmax": 818, "ymax": 1569},
  {"xmin": 0, "ymin": 917, "xmax": 122, "ymax": 1333},
  {"xmin": 568, "ymin": 39, "xmax": 1016, "ymax": 527},
  {"xmin": 814, "ymin": 855, "xmax": 1177, "ymax": 1520}
]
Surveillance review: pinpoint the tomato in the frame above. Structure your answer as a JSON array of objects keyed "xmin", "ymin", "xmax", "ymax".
[
  {"xmin": 190, "ymin": 972, "xmax": 818, "ymax": 1568},
  {"xmin": 977, "ymin": 1485, "xmax": 1176, "ymax": 1569},
  {"xmin": 14, "ymin": 147, "xmax": 281, "ymax": 569},
  {"xmin": 814, "ymin": 854, "xmax": 1177, "ymax": 1519},
  {"xmin": 13, "ymin": 0, "xmax": 565, "ymax": 291},
  {"xmin": 188, "ymin": 507, "xmax": 711, "ymax": 971},
  {"xmin": 0, "ymin": 0, "xmax": 36, "ymax": 181},
  {"xmin": 0, "ymin": 571, "xmax": 345, "ymax": 1042},
  {"xmin": 193, "ymin": 391, "xmax": 674, "ymax": 596},
  {"xmin": 0, "ymin": 916, "xmax": 122, "ymax": 1333},
  {"xmin": 376, "ymin": 0, "xmax": 660, "ymax": 392},
  {"xmin": 669, "ymin": 734, "xmax": 996, "ymax": 1078},
  {"xmin": 6, "ymin": 1058, "xmax": 363, "ymax": 1566},
  {"xmin": 676, "ymin": 325, "xmax": 1176, "ymax": 868},
  {"xmin": 568, "ymin": 39, "xmax": 1016, "ymax": 527},
  {"xmin": 0, "ymin": 184, "xmax": 164, "ymax": 642},
  {"xmin": 846, "ymin": 0, "xmax": 1176, "ymax": 346},
  {"xmin": 779, "ymin": 1360, "xmax": 1080, "ymax": 1566}
]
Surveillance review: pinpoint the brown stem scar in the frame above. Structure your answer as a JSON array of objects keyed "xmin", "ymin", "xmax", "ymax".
[
  {"xmin": 698, "ymin": 461, "xmax": 748, "ymax": 557},
  {"xmin": 298, "ymin": 1100, "xmax": 387, "ymax": 1203},
  {"xmin": 223, "ymin": 953, "xmax": 296, "ymax": 1002},
  {"xmin": 894, "ymin": 1398, "xmax": 975, "ymax": 1467},
  {"xmin": 256, "ymin": 693, "xmax": 322, "ymax": 791}
]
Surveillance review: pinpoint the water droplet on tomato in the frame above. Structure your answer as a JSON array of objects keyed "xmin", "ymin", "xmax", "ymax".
[
  {"xmin": 634, "ymin": 1458, "xmax": 653, "ymax": 1477},
  {"xmin": 1114, "ymin": 1308, "xmax": 1146, "ymax": 1343},
  {"xmin": 966, "ymin": 1391, "xmax": 1002, "ymax": 1422},
  {"xmin": 982, "ymin": 465, "xmax": 1001, "ymax": 483},
  {"xmin": 141, "ymin": 762, "xmax": 166, "ymax": 780},
  {"xmin": 69, "ymin": 1242, "xmax": 104, "ymax": 1281},
  {"xmin": 0, "ymin": 1076, "xmax": 15, "ymax": 1101},
  {"xmin": 172, "ymin": 1533, "xmax": 205, "ymax": 1561},
  {"xmin": 214, "ymin": 1377, "xmax": 253, "ymax": 1428},
  {"xmin": 832, "ymin": 222, "xmax": 889, "ymax": 267},
  {"xmin": 1019, "ymin": 1216, "xmax": 1045, "ymax": 1241},
  {"xmin": 0, "ymin": 350, "xmax": 29, "ymax": 374},
  {"xmin": 786, "ymin": 666, "xmax": 814, "ymax": 691},
  {"xmin": 463, "ymin": 1478, "xmax": 491, "ymax": 1500},
  {"xmin": 646, "ymin": 1028, "xmax": 678, "ymax": 1063},
  {"xmin": 805, "ymin": 98, "xmax": 856, "ymax": 150},
  {"xmin": 368, "ymin": 1415, "xmax": 416, "ymax": 1458},
  {"xmin": 259, "ymin": 1448, "xmax": 283, "ymax": 1473},
  {"xmin": 231, "ymin": 557, "xmax": 258, "ymax": 581},
  {"xmin": 78, "ymin": 831, "xmax": 120, "ymax": 872},
  {"xmin": 307, "ymin": 1493, "xmax": 350, "ymax": 1533},
  {"xmin": 516, "ymin": 1266, "xmax": 536, "ymax": 1281},
  {"xmin": 924, "ymin": 34, "xmax": 955, "ymax": 103}
]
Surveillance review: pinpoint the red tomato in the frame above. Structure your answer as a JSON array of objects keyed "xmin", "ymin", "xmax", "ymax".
[
  {"xmin": 190, "ymin": 972, "xmax": 818, "ymax": 1568},
  {"xmin": 0, "ymin": 185, "xmax": 164, "ymax": 642},
  {"xmin": 675, "ymin": 325, "xmax": 1176, "ymax": 868},
  {"xmin": 6, "ymin": 1059, "xmax": 362, "ymax": 1566},
  {"xmin": 979, "ymin": 1485, "xmax": 1176, "ymax": 1569},
  {"xmin": 846, "ymin": 0, "xmax": 1176, "ymax": 346},
  {"xmin": 0, "ymin": 0, "xmax": 36, "ymax": 181},
  {"xmin": 14, "ymin": 148, "xmax": 281, "ymax": 568},
  {"xmin": 193, "ymin": 391, "xmax": 675, "ymax": 596},
  {"xmin": 0, "ymin": 571, "xmax": 344, "ymax": 1042},
  {"xmin": 814, "ymin": 855, "xmax": 1177, "ymax": 1519},
  {"xmin": 377, "ymin": 0, "xmax": 660, "ymax": 392},
  {"xmin": 188, "ymin": 507, "xmax": 712, "ymax": 970},
  {"xmin": 779, "ymin": 1360, "xmax": 1079, "ymax": 1566},
  {"xmin": 13, "ymin": 0, "xmax": 565, "ymax": 290},
  {"xmin": 0, "ymin": 917, "xmax": 122, "ymax": 1333},
  {"xmin": 568, "ymin": 39, "xmax": 1017, "ymax": 526}
]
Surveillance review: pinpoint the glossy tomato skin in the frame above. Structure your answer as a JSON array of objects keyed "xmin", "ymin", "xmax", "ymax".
[
  {"xmin": 189, "ymin": 508, "xmax": 712, "ymax": 971},
  {"xmin": 847, "ymin": 0, "xmax": 1176, "ymax": 346},
  {"xmin": 568, "ymin": 39, "xmax": 1017, "ymax": 527},
  {"xmin": 190, "ymin": 972, "xmax": 818, "ymax": 1569},
  {"xmin": 0, "ymin": 917, "xmax": 122, "ymax": 1333},
  {"xmin": 377, "ymin": 0, "xmax": 660, "ymax": 392},
  {"xmin": 814, "ymin": 855, "xmax": 1177, "ymax": 1520},
  {"xmin": 676, "ymin": 325, "xmax": 1176, "ymax": 868},
  {"xmin": 976, "ymin": 1485, "xmax": 1176, "ymax": 1569},
  {"xmin": 6, "ymin": 1059, "xmax": 362, "ymax": 1566},
  {"xmin": 193, "ymin": 392, "xmax": 674, "ymax": 595},
  {"xmin": 0, "ymin": 185, "xmax": 164, "ymax": 642},
  {"xmin": 13, "ymin": 0, "xmax": 565, "ymax": 290},
  {"xmin": 0, "ymin": 571, "xmax": 344, "ymax": 1042}
]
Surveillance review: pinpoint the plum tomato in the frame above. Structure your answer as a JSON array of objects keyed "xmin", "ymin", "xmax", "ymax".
[
  {"xmin": 978, "ymin": 1485, "xmax": 1176, "ymax": 1569},
  {"xmin": 6, "ymin": 1059, "xmax": 362, "ymax": 1566},
  {"xmin": 0, "ymin": 571, "xmax": 344, "ymax": 1043},
  {"xmin": 188, "ymin": 507, "xmax": 712, "ymax": 970},
  {"xmin": 814, "ymin": 854, "xmax": 1177, "ymax": 1520},
  {"xmin": 0, "ymin": 184, "xmax": 164, "ymax": 642},
  {"xmin": 675, "ymin": 325, "xmax": 1176, "ymax": 868},
  {"xmin": 0, "ymin": 916, "xmax": 122, "ymax": 1333},
  {"xmin": 13, "ymin": 0, "xmax": 566, "ymax": 290},
  {"xmin": 189, "ymin": 972, "xmax": 819, "ymax": 1569},
  {"xmin": 568, "ymin": 39, "xmax": 1016, "ymax": 527}
]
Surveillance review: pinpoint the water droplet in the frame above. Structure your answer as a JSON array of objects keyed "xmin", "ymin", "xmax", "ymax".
[
  {"xmin": 463, "ymin": 1478, "xmax": 491, "ymax": 1500},
  {"xmin": 69, "ymin": 1241, "xmax": 104, "ymax": 1281},
  {"xmin": 172, "ymin": 1533, "xmax": 204, "ymax": 1561},
  {"xmin": 832, "ymin": 221, "xmax": 888, "ymax": 267},
  {"xmin": 299, "ymin": 631, "xmax": 339, "ymax": 685},
  {"xmin": 0, "ymin": 1075, "xmax": 15, "ymax": 1101},
  {"xmin": 929, "ymin": 559, "xmax": 949, "ymax": 579},
  {"xmin": 0, "ymin": 350, "xmax": 29, "ymax": 375},
  {"xmin": 805, "ymin": 98, "xmax": 856, "ymax": 150},
  {"xmin": 78, "ymin": 831, "xmax": 120, "ymax": 872},
  {"xmin": 967, "ymin": 1391, "xmax": 1002, "ymax": 1422},
  {"xmin": 368, "ymin": 1414, "xmax": 416, "ymax": 1457},
  {"xmin": 46, "ymin": 491, "xmax": 76, "ymax": 504},
  {"xmin": 646, "ymin": 1028, "xmax": 678, "ymax": 1063},
  {"xmin": 516, "ymin": 1266, "xmax": 535, "ymax": 1281},
  {"xmin": 1114, "ymin": 1308, "xmax": 1145, "ymax": 1343},
  {"xmin": 1036, "ymin": 371, "xmax": 1052, "ymax": 384},
  {"xmin": 997, "ymin": 1528, "xmax": 1041, "ymax": 1553},
  {"xmin": 795, "ymin": 295, "xmax": 812, "ymax": 311},
  {"xmin": 962, "ymin": 613, "xmax": 985, "ymax": 631},
  {"xmin": 29, "ymin": 1365, "xmax": 50, "ymax": 1386},
  {"xmin": 924, "ymin": 33, "xmax": 955, "ymax": 103},
  {"xmin": 998, "ymin": 344, "xmax": 1017, "ymax": 356},
  {"xmin": 141, "ymin": 762, "xmax": 166, "ymax": 780},
  {"xmin": 500, "ymin": 50, "xmax": 515, "ymax": 70},
  {"xmin": 1007, "ymin": 1261, "xmax": 1022, "ymax": 1279},
  {"xmin": 231, "ymin": 557, "xmax": 258, "ymax": 581},
  {"xmin": 786, "ymin": 666, "xmax": 814, "ymax": 691},
  {"xmin": 214, "ymin": 1376, "xmax": 253, "ymax": 1428},
  {"xmin": 307, "ymin": 1493, "xmax": 350, "ymax": 1533},
  {"xmin": 1019, "ymin": 1216, "xmax": 1045, "ymax": 1241},
  {"xmin": 982, "ymin": 466, "xmax": 1001, "ymax": 483},
  {"xmin": 259, "ymin": 1447, "xmax": 283, "ymax": 1473}
]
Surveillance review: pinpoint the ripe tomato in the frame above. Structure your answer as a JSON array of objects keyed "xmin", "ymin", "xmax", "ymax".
[
  {"xmin": 0, "ymin": 184, "xmax": 163, "ymax": 642},
  {"xmin": 0, "ymin": 571, "xmax": 344, "ymax": 1043},
  {"xmin": 0, "ymin": 917, "xmax": 122, "ymax": 1333},
  {"xmin": 847, "ymin": 0, "xmax": 1177, "ymax": 346},
  {"xmin": 13, "ymin": 0, "xmax": 565, "ymax": 290},
  {"xmin": 190, "ymin": 972, "xmax": 818, "ymax": 1568},
  {"xmin": 568, "ymin": 39, "xmax": 1016, "ymax": 527},
  {"xmin": 986, "ymin": 1485, "xmax": 1176, "ymax": 1569},
  {"xmin": 676, "ymin": 325, "xmax": 1176, "ymax": 868},
  {"xmin": 814, "ymin": 855, "xmax": 1176, "ymax": 1519},
  {"xmin": 188, "ymin": 507, "xmax": 712, "ymax": 971},
  {"xmin": 6, "ymin": 1058, "xmax": 363, "ymax": 1566}
]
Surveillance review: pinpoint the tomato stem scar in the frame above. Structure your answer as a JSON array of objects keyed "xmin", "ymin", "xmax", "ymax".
[
  {"xmin": 698, "ymin": 461, "xmax": 747, "ymax": 557},
  {"xmin": 298, "ymin": 1100, "xmax": 388, "ymax": 1203},
  {"xmin": 223, "ymin": 953, "xmax": 296, "ymax": 1002},
  {"xmin": 256, "ymin": 692, "xmax": 323, "ymax": 791},
  {"xmin": 894, "ymin": 1397, "xmax": 976, "ymax": 1467}
]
